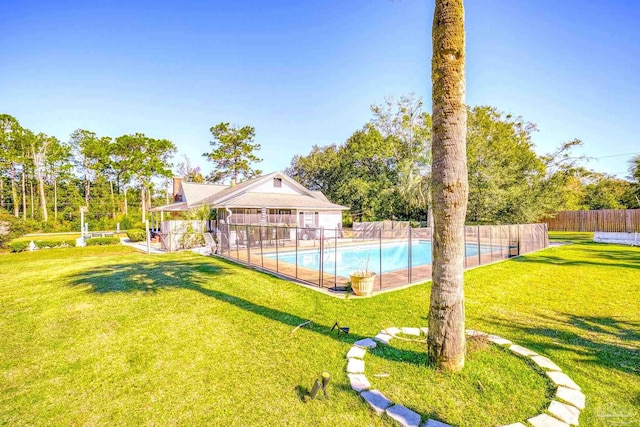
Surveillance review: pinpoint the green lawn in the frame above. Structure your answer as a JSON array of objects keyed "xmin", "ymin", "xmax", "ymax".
[
  {"xmin": 0, "ymin": 241, "xmax": 638, "ymax": 426},
  {"xmin": 548, "ymin": 231, "xmax": 594, "ymax": 244}
]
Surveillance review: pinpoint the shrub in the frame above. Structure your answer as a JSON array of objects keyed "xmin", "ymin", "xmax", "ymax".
[
  {"xmin": 86, "ymin": 237, "xmax": 121, "ymax": 246},
  {"xmin": 33, "ymin": 240, "xmax": 76, "ymax": 249},
  {"xmin": 0, "ymin": 209, "xmax": 27, "ymax": 248},
  {"xmin": 9, "ymin": 241, "xmax": 29, "ymax": 253},
  {"xmin": 127, "ymin": 229, "xmax": 146, "ymax": 242}
]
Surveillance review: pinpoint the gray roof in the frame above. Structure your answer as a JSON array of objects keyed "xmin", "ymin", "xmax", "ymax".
[
  {"xmin": 181, "ymin": 182, "xmax": 228, "ymax": 207},
  {"xmin": 221, "ymin": 192, "xmax": 347, "ymax": 210},
  {"xmin": 151, "ymin": 172, "xmax": 348, "ymax": 212}
]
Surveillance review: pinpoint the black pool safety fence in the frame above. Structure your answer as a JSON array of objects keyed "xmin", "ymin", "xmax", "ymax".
[{"xmin": 215, "ymin": 223, "xmax": 549, "ymax": 292}]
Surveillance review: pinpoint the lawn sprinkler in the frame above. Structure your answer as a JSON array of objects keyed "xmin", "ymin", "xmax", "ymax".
[
  {"xmin": 330, "ymin": 321, "xmax": 349, "ymax": 335},
  {"xmin": 309, "ymin": 372, "xmax": 332, "ymax": 400}
]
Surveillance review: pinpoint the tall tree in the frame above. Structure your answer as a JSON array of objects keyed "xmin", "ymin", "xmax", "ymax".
[
  {"xmin": 114, "ymin": 133, "xmax": 176, "ymax": 222},
  {"xmin": 428, "ymin": 0, "xmax": 468, "ymax": 372},
  {"xmin": 69, "ymin": 129, "xmax": 103, "ymax": 206},
  {"xmin": 30, "ymin": 133, "xmax": 58, "ymax": 222},
  {"xmin": 630, "ymin": 155, "xmax": 640, "ymax": 207},
  {"xmin": 0, "ymin": 114, "xmax": 24, "ymax": 217},
  {"xmin": 203, "ymin": 123, "xmax": 262, "ymax": 185}
]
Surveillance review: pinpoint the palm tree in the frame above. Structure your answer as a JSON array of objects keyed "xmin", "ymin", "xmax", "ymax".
[{"xmin": 428, "ymin": 0, "xmax": 468, "ymax": 372}]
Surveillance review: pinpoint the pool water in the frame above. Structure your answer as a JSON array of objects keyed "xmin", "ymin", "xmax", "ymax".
[{"xmin": 265, "ymin": 241, "xmax": 491, "ymax": 278}]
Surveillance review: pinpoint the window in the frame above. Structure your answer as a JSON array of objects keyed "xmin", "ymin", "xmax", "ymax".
[{"xmin": 273, "ymin": 178, "xmax": 282, "ymax": 188}]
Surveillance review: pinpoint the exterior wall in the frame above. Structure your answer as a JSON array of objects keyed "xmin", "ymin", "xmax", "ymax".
[
  {"xmin": 251, "ymin": 178, "xmax": 304, "ymax": 195},
  {"xmin": 318, "ymin": 211, "xmax": 343, "ymax": 229},
  {"xmin": 594, "ymin": 232, "xmax": 640, "ymax": 246}
]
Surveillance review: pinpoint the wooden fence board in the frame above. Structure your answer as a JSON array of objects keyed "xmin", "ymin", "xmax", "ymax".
[{"xmin": 541, "ymin": 209, "xmax": 640, "ymax": 232}]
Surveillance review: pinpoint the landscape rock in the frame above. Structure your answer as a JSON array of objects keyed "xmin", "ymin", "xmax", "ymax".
[
  {"xmin": 422, "ymin": 419, "xmax": 451, "ymax": 427},
  {"xmin": 531, "ymin": 355, "xmax": 562, "ymax": 371},
  {"xmin": 360, "ymin": 389, "xmax": 392, "ymax": 415},
  {"xmin": 385, "ymin": 326, "xmax": 401, "ymax": 336},
  {"xmin": 466, "ymin": 329, "xmax": 488, "ymax": 337},
  {"xmin": 500, "ymin": 423, "xmax": 527, "ymax": 427},
  {"xmin": 347, "ymin": 358, "xmax": 365, "ymax": 374},
  {"xmin": 347, "ymin": 346, "xmax": 366, "ymax": 359},
  {"xmin": 354, "ymin": 338, "xmax": 377, "ymax": 349},
  {"xmin": 556, "ymin": 386, "xmax": 585, "ymax": 410},
  {"xmin": 400, "ymin": 327, "xmax": 421, "ymax": 336},
  {"xmin": 509, "ymin": 344, "xmax": 539, "ymax": 357},
  {"xmin": 548, "ymin": 400, "xmax": 580, "ymax": 425},
  {"xmin": 546, "ymin": 371, "xmax": 581, "ymax": 390},
  {"xmin": 374, "ymin": 333, "xmax": 393, "ymax": 345},
  {"xmin": 386, "ymin": 404, "xmax": 421, "ymax": 427},
  {"xmin": 487, "ymin": 335, "xmax": 512, "ymax": 346},
  {"xmin": 348, "ymin": 374, "xmax": 371, "ymax": 392},
  {"xmin": 527, "ymin": 413, "xmax": 570, "ymax": 427}
]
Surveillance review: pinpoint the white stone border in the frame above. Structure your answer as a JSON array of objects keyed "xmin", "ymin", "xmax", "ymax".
[{"xmin": 346, "ymin": 328, "xmax": 585, "ymax": 427}]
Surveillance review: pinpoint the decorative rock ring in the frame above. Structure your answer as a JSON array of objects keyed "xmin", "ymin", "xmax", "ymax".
[{"xmin": 345, "ymin": 327, "xmax": 585, "ymax": 427}]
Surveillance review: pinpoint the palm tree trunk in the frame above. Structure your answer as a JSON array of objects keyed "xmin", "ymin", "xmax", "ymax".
[
  {"xmin": 141, "ymin": 184, "xmax": 146, "ymax": 223},
  {"xmin": 428, "ymin": 0, "xmax": 468, "ymax": 372}
]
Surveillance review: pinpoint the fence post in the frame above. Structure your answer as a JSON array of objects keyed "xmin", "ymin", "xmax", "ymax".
[
  {"xmin": 275, "ymin": 226, "xmax": 279, "ymax": 273},
  {"xmin": 319, "ymin": 228, "xmax": 323, "ymax": 287},
  {"xmin": 477, "ymin": 224, "xmax": 481, "ymax": 267},
  {"xmin": 334, "ymin": 229, "xmax": 337, "ymax": 288},
  {"xmin": 260, "ymin": 225, "xmax": 264, "ymax": 268},
  {"xmin": 246, "ymin": 225, "xmax": 250, "ymax": 265},
  {"xmin": 295, "ymin": 225, "xmax": 298, "ymax": 279},
  {"xmin": 379, "ymin": 229, "xmax": 383, "ymax": 290},
  {"xmin": 408, "ymin": 227, "xmax": 412, "ymax": 284}
]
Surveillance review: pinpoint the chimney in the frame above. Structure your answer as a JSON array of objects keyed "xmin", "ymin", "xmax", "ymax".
[{"xmin": 173, "ymin": 177, "xmax": 183, "ymax": 202}]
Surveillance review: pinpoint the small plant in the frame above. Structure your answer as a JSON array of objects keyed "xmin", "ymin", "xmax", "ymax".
[
  {"xmin": 86, "ymin": 237, "xmax": 121, "ymax": 246},
  {"xmin": 178, "ymin": 224, "xmax": 205, "ymax": 249},
  {"xmin": 350, "ymin": 252, "xmax": 375, "ymax": 277},
  {"xmin": 127, "ymin": 229, "xmax": 146, "ymax": 242},
  {"xmin": 9, "ymin": 241, "xmax": 29, "ymax": 253},
  {"xmin": 33, "ymin": 240, "xmax": 76, "ymax": 249}
]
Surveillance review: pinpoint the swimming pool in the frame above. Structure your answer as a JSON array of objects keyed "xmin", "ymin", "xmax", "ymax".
[{"xmin": 264, "ymin": 241, "xmax": 492, "ymax": 278}]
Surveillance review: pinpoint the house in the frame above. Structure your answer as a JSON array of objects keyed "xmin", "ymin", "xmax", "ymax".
[{"xmin": 151, "ymin": 172, "xmax": 349, "ymax": 230}]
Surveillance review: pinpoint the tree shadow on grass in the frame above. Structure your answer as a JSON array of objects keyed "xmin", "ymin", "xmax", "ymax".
[
  {"xmin": 66, "ymin": 259, "xmax": 428, "ymax": 366},
  {"xmin": 512, "ymin": 244, "xmax": 640, "ymax": 270},
  {"xmin": 484, "ymin": 313, "xmax": 640, "ymax": 377}
]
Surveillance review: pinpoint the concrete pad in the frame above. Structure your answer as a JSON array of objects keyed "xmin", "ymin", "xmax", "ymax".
[
  {"xmin": 354, "ymin": 338, "xmax": 377, "ymax": 349},
  {"xmin": 385, "ymin": 326, "xmax": 401, "ymax": 336},
  {"xmin": 466, "ymin": 329, "xmax": 489, "ymax": 337},
  {"xmin": 360, "ymin": 389, "xmax": 392, "ymax": 415},
  {"xmin": 546, "ymin": 371, "xmax": 581, "ymax": 390},
  {"xmin": 509, "ymin": 344, "xmax": 539, "ymax": 357},
  {"xmin": 528, "ymin": 413, "xmax": 570, "ymax": 427},
  {"xmin": 420, "ymin": 327, "xmax": 429, "ymax": 335},
  {"xmin": 531, "ymin": 355, "xmax": 562, "ymax": 371},
  {"xmin": 347, "ymin": 358, "xmax": 365, "ymax": 374},
  {"xmin": 548, "ymin": 400, "xmax": 580, "ymax": 425},
  {"xmin": 487, "ymin": 335, "xmax": 512, "ymax": 346},
  {"xmin": 556, "ymin": 386, "xmax": 585, "ymax": 410},
  {"xmin": 386, "ymin": 404, "xmax": 421, "ymax": 427},
  {"xmin": 347, "ymin": 346, "xmax": 367, "ymax": 359},
  {"xmin": 348, "ymin": 374, "xmax": 371, "ymax": 392},
  {"xmin": 374, "ymin": 333, "xmax": 393, "ymax": 345},
  {"xmin": 422, "ymin": 419, "xmax": 452, "ymax": 427},
  {"xmin": 400, "ymin": 327, "xmax": 421, "ymax": 336},
  {"xmin": 500, "ymin": 423, "xmax": 527, "ymax": 427}
]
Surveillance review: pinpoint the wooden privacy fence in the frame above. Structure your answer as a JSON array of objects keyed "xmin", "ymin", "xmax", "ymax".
[{"xmin": 542, "ymin": 209, "xmax": 640, "ymax": 232}]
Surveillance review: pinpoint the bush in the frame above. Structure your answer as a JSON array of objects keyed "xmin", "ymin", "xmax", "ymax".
[
  {"xmin": 127, "ymin": 229, "xmax": 146, "ymax": 242},
  {"xmin": 0, "ymin": 210, "xmax": 28, "ymax": 248},
  {"xmin": 33, "ymin": 240, "xmax": 76, "ymax": 249},
  {"xmin": 86, "ymin": 237, "xmax": 121, "ymax": 246},
  {"xmin": 9, "ymin": 241, "xmax": 29, "ymax": 253}
]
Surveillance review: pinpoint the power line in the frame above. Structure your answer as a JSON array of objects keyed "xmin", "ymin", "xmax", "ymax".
[{"xmin": 590, "ymin": 151, "xmax": 640, "ymax": 160}]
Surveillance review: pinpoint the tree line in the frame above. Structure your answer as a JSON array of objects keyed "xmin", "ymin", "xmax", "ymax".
[
  {"xmin": 286, "ymin": 95, "xmax": 640, "ymax": 225},
  {"xmin": 2, "ymin": 99, "xmax": 639, "ymax": 233}
]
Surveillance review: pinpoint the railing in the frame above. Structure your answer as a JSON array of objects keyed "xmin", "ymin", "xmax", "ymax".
[{"xmin": 216, "ymin": 223, "xmax": 549, "ymax": 292}]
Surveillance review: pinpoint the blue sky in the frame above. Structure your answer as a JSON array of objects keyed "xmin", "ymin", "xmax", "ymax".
[{"xmin": 1, "ymin": 0, "xmax": 639, "ymax": 180}]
